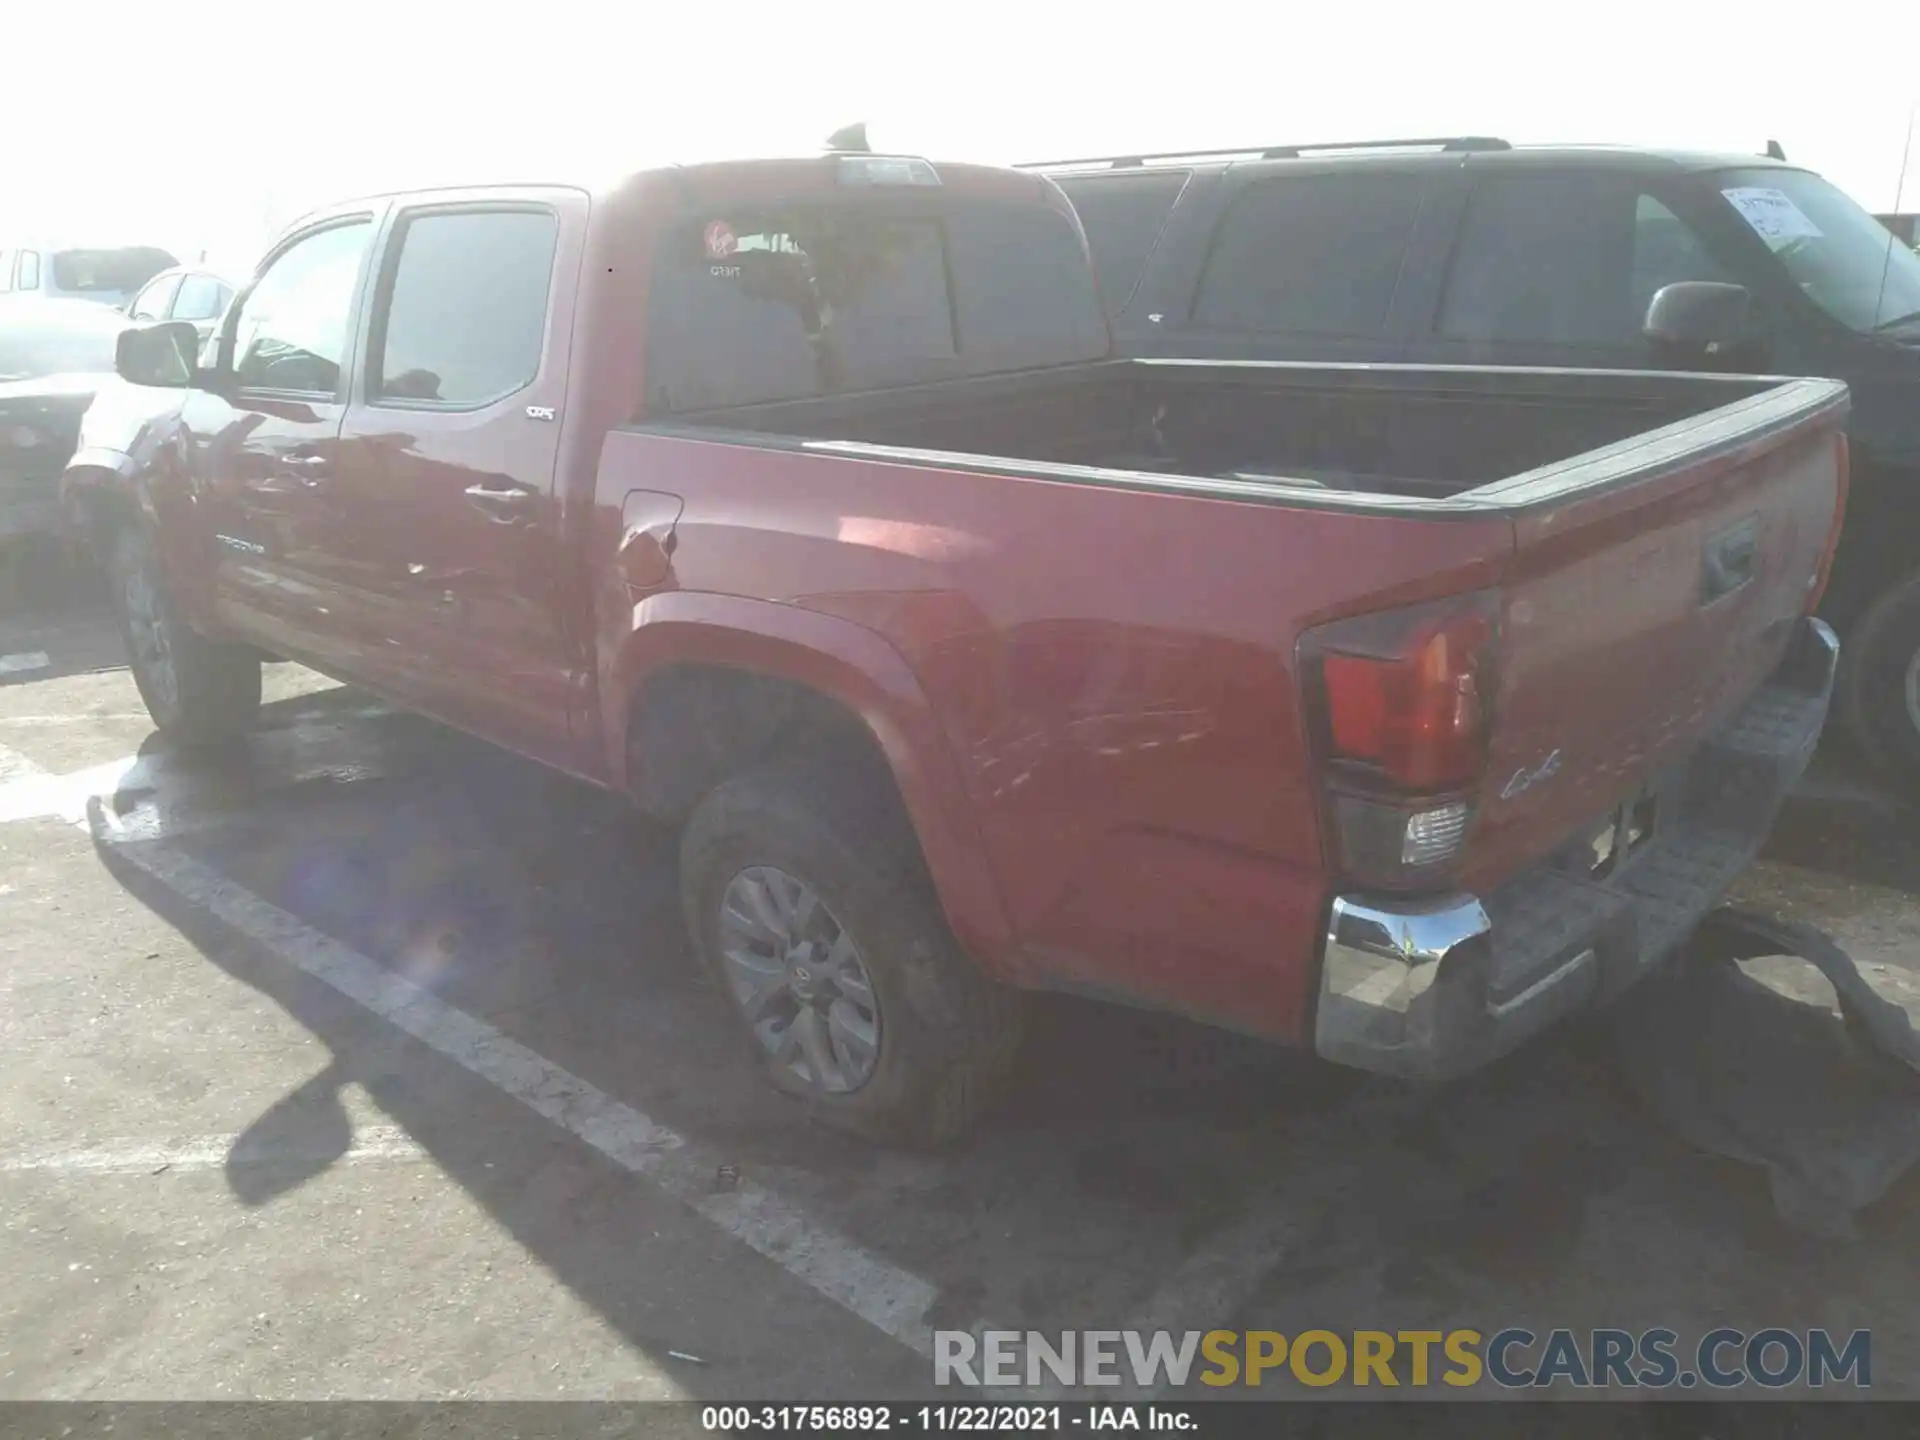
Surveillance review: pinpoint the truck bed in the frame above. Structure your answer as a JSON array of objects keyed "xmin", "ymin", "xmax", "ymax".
[
  {"xmin": 613, "ymin": 352, "xmax": 1846, "ymax": 1048},
  {"xmin": 641, "ymin": 357, "xmax": 1834, "ymax": 508}
]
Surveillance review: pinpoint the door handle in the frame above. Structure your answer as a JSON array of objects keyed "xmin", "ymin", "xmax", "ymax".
[{"xmin": 464, "ymin": 482, "xmax": 538, "ymax": 523}]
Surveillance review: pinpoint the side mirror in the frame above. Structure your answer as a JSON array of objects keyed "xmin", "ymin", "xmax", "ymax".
[
  {"xmin": 115, "ymin": 320, "xmax": 201, "ymax": 388},
  {"xmin": 1643, "ymin": 281, "xmax": 1760, "ymax": 357}
]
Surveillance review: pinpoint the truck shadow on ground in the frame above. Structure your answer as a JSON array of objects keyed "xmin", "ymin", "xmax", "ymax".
[{"xmin": 80, "ymin": 688, "xmax": 1920, "ymax": 1412}]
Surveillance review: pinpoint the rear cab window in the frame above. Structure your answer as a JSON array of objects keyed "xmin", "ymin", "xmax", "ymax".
[
  {"xmin": 1052, "ymin": 171, "xmax": 1190, "ymax": 318},
  {"xmin": 643, "ymin": 164, "xmax": 1108, "ymax": 414}
]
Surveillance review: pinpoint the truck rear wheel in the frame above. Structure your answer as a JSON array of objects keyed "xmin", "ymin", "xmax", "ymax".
[
  {"xmin": 679, "ymin": 761, "xmax": 1028, "ymax": 1146},
  {"xmin": 109, "ymin": 526, "xmax": 261, "ymax": 747}
]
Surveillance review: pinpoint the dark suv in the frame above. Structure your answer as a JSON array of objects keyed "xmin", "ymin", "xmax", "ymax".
[{"xmin": 1033, "ymin": 137, "xmax": 1920, "ymax": 786}]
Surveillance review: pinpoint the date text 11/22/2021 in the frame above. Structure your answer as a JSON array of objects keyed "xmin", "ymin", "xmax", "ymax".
[{"xmin": 700, "ymin": 1406, "xmax": 1191, "ymax": 1432}]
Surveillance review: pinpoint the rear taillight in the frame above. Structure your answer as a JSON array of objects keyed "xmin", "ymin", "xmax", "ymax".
[
  {"xmin": 1300, "ymin": 591, "xmax": 1502, "ymax": 889},
  {"xmin": 1806, "ymin": 432, "xmax": 1849, "ymax": 615}
]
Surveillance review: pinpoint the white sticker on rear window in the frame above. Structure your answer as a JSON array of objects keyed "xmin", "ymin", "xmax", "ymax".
[{"xmin": 1721, "ymin": 186, "xmax": 1824, "ymax": 244}]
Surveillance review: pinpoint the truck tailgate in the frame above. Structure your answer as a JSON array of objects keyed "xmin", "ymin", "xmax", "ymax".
[{"xmin": 1462, "ymin": 382, "xmax": 1848, "ymax": 887}]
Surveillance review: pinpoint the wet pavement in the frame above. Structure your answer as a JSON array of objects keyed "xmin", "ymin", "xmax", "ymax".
[{"xmin": 3, "ymin": 536, "xmax": 1920, "ymax": 1420}]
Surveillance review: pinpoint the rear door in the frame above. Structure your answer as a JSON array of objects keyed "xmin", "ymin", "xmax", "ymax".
[
  {"xmin": 331, "ymin": 191, "xmax": 585, "ymax": 769},
  {"xmin": 1403, "ymin": 167, "xmax": 1746, "ymax": 370}
]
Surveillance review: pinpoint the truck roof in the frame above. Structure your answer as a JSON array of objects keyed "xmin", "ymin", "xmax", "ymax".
[
  {"xmin": 1025, "ymin": 138, "xmax": 1802, "ymax": 178},
  {"xmin": 285, "ymin": 154, "xmax": 1060, "ymax": 236}
]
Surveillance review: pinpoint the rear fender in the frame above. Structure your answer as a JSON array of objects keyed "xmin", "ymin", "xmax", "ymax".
[{"xmin": 606, "ymin": 590, "xmax": 1023, "ymax": 981}]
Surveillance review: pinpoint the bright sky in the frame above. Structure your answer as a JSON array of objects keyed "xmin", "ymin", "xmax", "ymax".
[{"xmin": 4, "ymin": 0, "xmax": 1916, "ymax": 278}]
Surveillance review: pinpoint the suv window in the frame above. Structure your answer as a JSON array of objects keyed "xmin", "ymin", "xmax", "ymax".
[
  {"xmin": 1631, "ymin": 195, "xmax": 1735, "ymax": 317},
  {"xmin": 232, "ymin": 221, "xmax": 372, "ymax": 394},
  {"xmin": 17, "ymin": 251, "xmax": 40, "ymax": 290},
  {"xmin": 371, "ymin": 209, "xmax": 558, "ymax": 405},
  {"xmin": 1439, "ymin": 175, "xmax": 1730, "ymax": 346},
  {"xmin": 129, "ymin": 274, "xmax": 181, "ymax": 320},
  {"xmin": 646, "ymin": 198, "xmax": 1104, "ymax": 412},
  {"xmin": 173, "ymin": 273, "xmax": 231, "ymax": 322},
  {"xmin": 0, "ymin": 250, "xmax": 11, "ymax": 292},
  {"xmin": 1191, "ymin": 173, "xmax": 1423, "ymax": 337},
  {"xmin": 1054, "ymin": 172, "xmax": 1188, "ymax": 318}
]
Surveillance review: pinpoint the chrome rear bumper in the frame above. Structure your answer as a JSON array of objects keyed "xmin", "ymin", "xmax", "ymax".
[{"xmin": 1313, "ymin": 616, "xmax": 1839, "ymax": 1080}]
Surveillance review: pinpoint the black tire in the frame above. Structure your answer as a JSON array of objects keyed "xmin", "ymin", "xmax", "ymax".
[
  {"xmin": 1838, "ymin": 572, "xmax": 1920, "ymax": 794},
  {"xmin": 680, "ymin": 759, "xmax": 1028, "ymax": 1146},
  {"xmin": 108, "ymin": 525, "xmax": 261, "ymax": 747}
]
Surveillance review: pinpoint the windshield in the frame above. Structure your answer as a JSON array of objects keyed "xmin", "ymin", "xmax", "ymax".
[
  {"xmin": 49, "ymin": 246, "xmax": 177, "ymax": 298},
  {"xmin": 0, "ymin": 298, "xmax": 125, "ymax": 382},
  {"xmin": 1715, "ymin": 167, "xmax": 1920, "ymax": 333}
]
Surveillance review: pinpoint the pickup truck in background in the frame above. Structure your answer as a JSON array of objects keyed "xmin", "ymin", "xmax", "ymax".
[
  {"xmin": 1033, "ymin": 136, "xmax": 1920, "ymax": 789},
  {"xmin": 68, "ymin": 149, "xmax": 1848, "ymax": 1144}
]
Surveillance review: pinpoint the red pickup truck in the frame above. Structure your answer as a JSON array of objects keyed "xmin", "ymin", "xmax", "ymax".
[{"xmin": 68, "ymin": 149, "xmax": 1849, "ymax": 1144}]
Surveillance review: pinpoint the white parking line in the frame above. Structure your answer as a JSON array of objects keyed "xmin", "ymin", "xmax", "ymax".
[
  {"xmin": 0, "ymin": 744, "xmax": 148, "ymax": 828},
  {"xmin": 1, "ymin": 1125, "xmax": 426, "ymax": 1177},
  {"xmin": 0, "ymin": 741, "xmax": 46, "ymax": 787},
  {"xmin": 94, "ymin": 820, "xmax": 958, "ymax": 1361}
]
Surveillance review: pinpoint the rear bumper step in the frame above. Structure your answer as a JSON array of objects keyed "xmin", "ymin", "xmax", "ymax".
[{"xmin": 1314, "ymin": 615, "xmax": 1839, "ymax": 1080}]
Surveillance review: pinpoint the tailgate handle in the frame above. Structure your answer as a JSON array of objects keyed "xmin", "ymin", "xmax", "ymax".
[{"xmin": 1702, "ymin": 514, "xmax": 1760, "ymax": 605}]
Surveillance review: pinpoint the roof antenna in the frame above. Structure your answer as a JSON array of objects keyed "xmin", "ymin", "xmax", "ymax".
[
  {"xmin": 1873, "ymin": 103, "xmax": 1917, "ymax": 326},
  {"xmin": 826, "ymin": 123, "xmax": 871, "ymax": 154},
  {"xmin": 1765, "ymin": 139, "xmax": 1787, "ymax": 161}
]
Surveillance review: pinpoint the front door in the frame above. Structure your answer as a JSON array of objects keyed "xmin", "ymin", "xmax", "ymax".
[
  {"xmin": 197, "ymin": 215, "xmax": 380, "ymax": 674},
  {"xmin": 331, "ymin": 194, "xmax": 585, "ymax": 771}
]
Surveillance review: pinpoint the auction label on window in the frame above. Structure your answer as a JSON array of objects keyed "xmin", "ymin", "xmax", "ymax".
[{"xmin": 1721, "ymin": 186, "xmax": 1824, "ymax": 244}]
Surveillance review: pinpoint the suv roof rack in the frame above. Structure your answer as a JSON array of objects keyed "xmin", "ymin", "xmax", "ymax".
[{"xmin": 1020, "ymin": 136, "xmax": 1512, "ymax": 171}]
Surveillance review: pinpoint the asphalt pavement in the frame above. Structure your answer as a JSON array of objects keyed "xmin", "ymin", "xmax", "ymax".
[{"xmin": 4, "ymin": 538, "xmax": 1920, "ymax": 1420}]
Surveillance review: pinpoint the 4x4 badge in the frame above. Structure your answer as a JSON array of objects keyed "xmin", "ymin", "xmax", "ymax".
[{"xmin": 1501, "ymin": 748, "xmax": 1563, "ymax": 800}]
